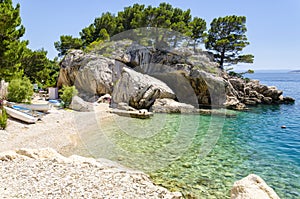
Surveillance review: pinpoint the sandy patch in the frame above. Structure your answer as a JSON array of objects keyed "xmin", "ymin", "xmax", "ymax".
[{"xmin": 0, "ymin": 100, "xmax": 114, "ymax": 156}]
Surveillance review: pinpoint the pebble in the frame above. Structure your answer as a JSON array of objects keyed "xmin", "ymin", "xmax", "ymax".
[{"xmin": 0, "ymin": 148, "xmax": 182, "ymax": 198}]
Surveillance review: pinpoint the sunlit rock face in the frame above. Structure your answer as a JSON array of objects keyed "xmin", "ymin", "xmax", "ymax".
[{"xmin": 231, "ymin": 174, "xmax": 280, "ymax": 199}]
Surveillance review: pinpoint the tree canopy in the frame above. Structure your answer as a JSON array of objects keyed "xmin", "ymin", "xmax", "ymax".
[
  {"xmin": 55, "ymin": 3, "xmax": 209, "ymax": 55},
  {"xmin": 205, "ymin": 15, "xmax": 254, "ymax": 69},
  {"xmin": 0, "ymin": 0, "xmax": 58, "ymax": 86},
  {"xmin": 55, "ymin": 5, "xmax": 254, "ymax": 70},
  {"xmin": 0, "ymin": 0, "xmax": 26, "ymax": 80}
]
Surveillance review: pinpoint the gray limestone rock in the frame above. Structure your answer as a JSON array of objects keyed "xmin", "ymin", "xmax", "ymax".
[
  {"xmin": 151, "ymin": 98, "xmax": 197, "ymax": 113},
  {"xmin": 111, "ymin": 67, "xmax": 175, "ymax": 110},
  {"xmin": 231, "ymin": 174, "xmax": 280, "ymax": 199},
  {"xmin": 70, "ymin": 96, "xmax": 94, "ymax": 112},
  {"xmin": 57, "ymin": 50, "xmax": 122, "ymax": 100}
]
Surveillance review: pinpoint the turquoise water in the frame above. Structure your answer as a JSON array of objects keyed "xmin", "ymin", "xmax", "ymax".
[{"xmin": 74, "ymin": 72, "xmax": 300, "ymax": 198}]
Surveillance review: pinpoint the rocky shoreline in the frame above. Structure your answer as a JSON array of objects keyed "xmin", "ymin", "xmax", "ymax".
[
  {"xmin": 57, "ymin": 40, "xmax": 294, "ymax": 113},
  {"xmin": 0, "ymin": 148, "xmax": 281, "ymax": 199}
]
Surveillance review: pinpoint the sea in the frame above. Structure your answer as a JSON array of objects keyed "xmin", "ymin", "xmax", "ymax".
[{"xmin": 72, "ymin": 71, "xmax": 300, "ymax": 198}]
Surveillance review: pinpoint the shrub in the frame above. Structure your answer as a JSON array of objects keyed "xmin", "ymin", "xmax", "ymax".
[
  {"xmin": 7, "ymin": 77, "xmax": 34, "ymax": 103},
  {"xmin": 59, "ymin": 85, "xmax": 78, "ymax": 107},
  {"xmin": 0, "ymin": 108, "xmax": 7, "ymax": 130}
]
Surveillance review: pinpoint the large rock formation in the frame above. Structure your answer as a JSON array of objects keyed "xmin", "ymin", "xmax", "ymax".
[
  {"xmin": 226, "ymin": 75, "xmax": 295, "ymax": 107},
  {"xmin": 231, "ymin": 174, "xmax": 280, "ymax": 199},
  {"xmin": 111, "ymin": 67, "xmax": 176, "ymax": 109},
  {"xmin": 57, "ymin": 50, "xmax": 121, "ymax": 100},
  {"xmin": 57, "ymin": 41, "xmax": 294, "ymax": 110}
]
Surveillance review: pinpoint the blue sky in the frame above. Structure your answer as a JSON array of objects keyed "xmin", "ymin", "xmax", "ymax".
[{"xmin": 14, "ymin": 0, "xmax": 300, "ymax": 70}]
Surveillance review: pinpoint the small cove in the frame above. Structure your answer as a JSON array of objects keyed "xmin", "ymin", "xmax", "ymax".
[{"xmin": 71, "ymin": 72, "xmax": 300, "ymax": 198}]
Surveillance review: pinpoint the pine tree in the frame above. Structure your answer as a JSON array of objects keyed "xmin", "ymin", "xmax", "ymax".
[
  {"xmin": 205, "ymin": 15, "xmax": 254, "ymax": 69},
  {"xmin": 0, "ymin": 0, "xmax": 27, "ymax": 80}
]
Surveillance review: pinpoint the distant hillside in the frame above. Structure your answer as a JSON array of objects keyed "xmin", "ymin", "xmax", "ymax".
[{"xmin": 289, "ymin": 70, "xmax": 300, "ymax": 73}]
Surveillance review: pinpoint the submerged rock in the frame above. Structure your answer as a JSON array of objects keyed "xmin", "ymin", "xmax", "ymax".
[{"xmin": 231, "ymin": 174, "xmax": 280, "ymax": 199}]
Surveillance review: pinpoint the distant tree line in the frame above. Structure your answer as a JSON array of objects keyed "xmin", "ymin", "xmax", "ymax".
[{"xmin": 55, "ymin": 3, "xmax": 254, "ymax": 69}]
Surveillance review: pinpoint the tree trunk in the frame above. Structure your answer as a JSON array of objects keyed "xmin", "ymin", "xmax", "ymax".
[{"xmin": 219, "ymin": 49, "xmax": 225, "ymax": 70}]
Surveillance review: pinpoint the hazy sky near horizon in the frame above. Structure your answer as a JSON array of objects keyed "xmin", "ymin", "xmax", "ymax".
[{"xmin": 13, "ymin": 0, "xmax": 300, "ymax": 70}]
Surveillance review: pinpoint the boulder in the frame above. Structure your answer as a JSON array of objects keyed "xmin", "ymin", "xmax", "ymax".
[
  {"xmin": 224, "ymin": 96, "xmax": 246, "ymax": 110},
  {"xmin": 263, "ymin": 87, "xmax": 283, "ymax": 100},
  {"xmin": 231, "ymin": 174, "xmax": 280, "ymax": 199},
  {"xmin": 282, "ymin": 96, "xmax": 295, "ymax": 104},
  {"xmin": 57, "ymin": 50, "xmax": 122, "ymax": 100},
  {"xmin": 189, "ymin": 69, "xmax": 227, "ymax": 106},
  {"xmin": 253, "ymin": 84, "xmax": 269, "ymax": 94},
  {"xmin": 244, "ymin": 98, "xmax": 257, "ymax": 105},
  {"xmin": 262, "ymin": 97, "xmax": 273, "ymax": 104},
  {"xmin": 114, "ymin": 102, "xmax": 137, "ymax": 111},
  {"xmin": 70, "ymin": 96, "xmax": 94, "ymax": 112},
  {"xmin": 111, "ymin": 67, "xmax": 175, "ymax": 110},
  {"xmin": 229, "ymin": 78, "xmax": 245, "ymax": 91},
  {"xmin": 151, "ymin": 98, "xmax": 197, "ymax": 113}
]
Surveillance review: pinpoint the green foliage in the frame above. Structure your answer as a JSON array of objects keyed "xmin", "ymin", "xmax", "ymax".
[
  {"xmin": 188, "ymin": 17, "xmax": 207, "ymax": 51},
  {"xmin": 76, "ymin": 3, "xmax": 201, "ymax": 50},
  {"xmin": 0, "ymin": 108, "xmax": 7, "ymax": 130},
  {"xmin": 59, "ymin": 85, "xmax": 78, "ymax": 108},
  {"xmin": 54, "ymin": 35, "xmax": 82, "ymax": 57},
  {"xmin": 0, "ymin": 0, "xmax": 56, "ymax": 86},
  {"xmin": 228, "ymin": 69, "xmax": 255, "ymax": 78},
  {"xmin": 41, "ymin": 58, "xmax": 60, "ymax": 88},
  {"xmin": 21, "ymin": 49, "xmax": 48, "ymax": 82},
  {"xmin": 0, "ymin": 0, "xmax": 28, "ymax": 81},
  {"xmin": 205, "ymin": 15, "xmax": 254, "ymax": 69},
  {"xmin": 7, "ymin": 77, "xmax": 33, "ymax": 103}
]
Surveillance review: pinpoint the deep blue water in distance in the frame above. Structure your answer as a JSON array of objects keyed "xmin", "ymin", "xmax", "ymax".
[
  {"xmin": 240, "ymin": 72, "xmax": 300, "ymax": 197},
  {"xmin": 74, "ymin": 71, "xmax": 300, "ymax": 198}
]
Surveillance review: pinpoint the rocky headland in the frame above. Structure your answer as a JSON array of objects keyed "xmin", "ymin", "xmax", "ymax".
[{"xmin": 57, "ymin": 40, "xmax": 294, "ymax": 112}]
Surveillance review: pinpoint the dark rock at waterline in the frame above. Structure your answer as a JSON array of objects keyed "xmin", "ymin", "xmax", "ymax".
[{"xmin": 282, "ymin": 96, "xmax": 295, "ymax": 104}]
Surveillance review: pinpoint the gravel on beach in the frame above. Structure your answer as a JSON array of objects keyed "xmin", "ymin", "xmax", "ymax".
[{"xmin": 0, "ymin": 148, "xmax": 182, "ymax": 199}]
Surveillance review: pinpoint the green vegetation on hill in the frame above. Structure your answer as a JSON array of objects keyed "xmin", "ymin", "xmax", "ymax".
[{"xmin": 54, "ymin": 3, "xmax": 253, "ymax": 69}]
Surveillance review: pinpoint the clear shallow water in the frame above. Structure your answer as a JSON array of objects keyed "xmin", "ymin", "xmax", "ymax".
[{"xmin": 74, "ymin": 72, "xmax": 300, "ymax": 198}]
